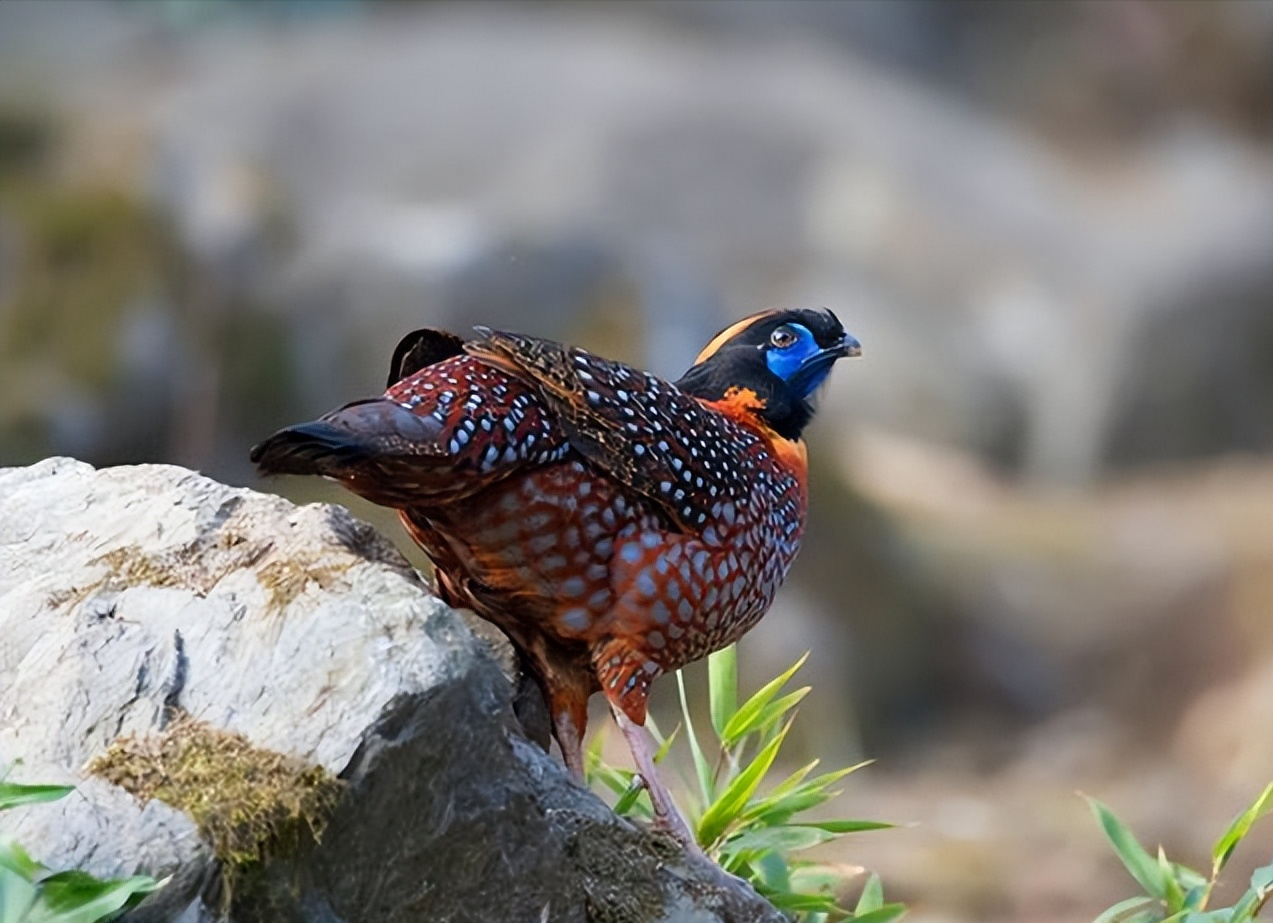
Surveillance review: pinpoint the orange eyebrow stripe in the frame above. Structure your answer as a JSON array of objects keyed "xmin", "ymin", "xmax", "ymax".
[{"xmin": 692, "ymin": 310, "xmax": 778, "ymax": 365}]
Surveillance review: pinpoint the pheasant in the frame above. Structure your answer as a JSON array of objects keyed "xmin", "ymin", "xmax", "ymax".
[{"xmin": 250, "ymin": 308, "xmax": 859, "ymax": 847}]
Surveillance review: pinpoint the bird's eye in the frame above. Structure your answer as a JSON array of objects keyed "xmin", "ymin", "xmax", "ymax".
[{"xmin": 769, "ymin": 326, "xmax": 798, "ymax": 349}]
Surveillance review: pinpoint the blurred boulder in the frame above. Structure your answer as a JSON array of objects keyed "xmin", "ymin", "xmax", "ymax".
[
  {"xmin": 3, "ymin": 3, "xmax": 1273, "ymax": 485},
  {"xmin": 839, "ymin": 429, "xmax": 1273, "ymax": 741},
  {"xmin": 0, "ymin": 457, "xmax": 781, "ymax": 923}
]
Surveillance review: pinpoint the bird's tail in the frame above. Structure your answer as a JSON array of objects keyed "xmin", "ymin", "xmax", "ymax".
[
  {"xmin": 250, "ymin": 421, "xmax": 370, "ymax": 478},
  {"xmin": 250, "ymin": 399, "xmax": 449, "ymax": 505}
]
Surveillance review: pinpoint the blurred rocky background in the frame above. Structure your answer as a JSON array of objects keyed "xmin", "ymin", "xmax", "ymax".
[{"xmin": 1, "ymin": 1, "xmax": 1271, "ymax": 920}]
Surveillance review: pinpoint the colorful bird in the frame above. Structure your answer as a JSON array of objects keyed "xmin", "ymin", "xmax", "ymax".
[{"xmin": 250, "ymin": 308, "xmax": 859, "ymax": 848}]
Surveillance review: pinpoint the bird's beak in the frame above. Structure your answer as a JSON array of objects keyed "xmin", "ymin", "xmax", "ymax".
[
  {"xmin": 787, "ymin": 332, "xmax": 861, "ymax": 396},
  {"xmin": 834, "ymin": 332, "xmax": 862, "ymax": 359}
]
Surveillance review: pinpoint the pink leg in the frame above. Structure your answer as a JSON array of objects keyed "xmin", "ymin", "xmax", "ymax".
[{"xmin": 612, "ymin": 705, "xmax": 702, "ymax": 855}]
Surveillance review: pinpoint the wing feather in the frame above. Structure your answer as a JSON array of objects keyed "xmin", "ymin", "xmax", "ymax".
[{"xmin": 467, "ymin": 328, "xmax": 756, "ymax": 533}]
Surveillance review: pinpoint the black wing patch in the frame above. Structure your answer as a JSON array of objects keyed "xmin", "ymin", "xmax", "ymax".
[
  {"xmin": 467, "ymin": 327, "xmax": 756, "ymax": 533},
  {"xmin": 387, "ymin": 328, "xmax": 467, "ymax": 388}
]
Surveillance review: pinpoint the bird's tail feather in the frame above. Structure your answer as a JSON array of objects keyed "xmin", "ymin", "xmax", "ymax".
[
  {"xmin": 251, "ymin": 399, "xmax": 454, "ymax": 504},
  {"xmin": 249, "ymin": 419, "xmax": 373, "ymax": 478}
]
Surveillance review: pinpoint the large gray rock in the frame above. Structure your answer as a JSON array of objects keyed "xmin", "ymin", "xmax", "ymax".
[{"xmin": 0, "ymin": 458, "xmax": 781, "ymax": 923}]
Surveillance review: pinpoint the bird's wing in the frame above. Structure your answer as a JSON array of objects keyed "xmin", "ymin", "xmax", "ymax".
[
  {"xmin": 387, "ymin": 328, "xmax": 467, "ymax": 388},
  {"xmin": 466, "ymin": 328, "xmax": 755, "ymax": 534}
]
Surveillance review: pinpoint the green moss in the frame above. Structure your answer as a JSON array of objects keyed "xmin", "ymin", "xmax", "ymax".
[{"xmin": 88, "ymin": 715, "xmax": 344, "ymax": 869}]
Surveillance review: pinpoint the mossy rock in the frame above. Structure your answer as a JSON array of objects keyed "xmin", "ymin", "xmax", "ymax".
[{"xmin": 89, "ymin": 714, "xmax": 343, "ymax": 870}]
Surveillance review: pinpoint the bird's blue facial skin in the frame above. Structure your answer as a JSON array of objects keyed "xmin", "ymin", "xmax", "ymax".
[{"xmin": 764, "ymin": 323, "xmax": 828, "ymax": 397}]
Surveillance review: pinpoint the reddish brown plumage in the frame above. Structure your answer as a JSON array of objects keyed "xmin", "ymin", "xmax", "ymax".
[{"xmin": 251, "ymin": 308, "xmax": 858, "ymax": 843}]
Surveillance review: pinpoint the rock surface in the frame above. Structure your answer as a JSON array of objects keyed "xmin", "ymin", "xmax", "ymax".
[{"xmin": 0, "ymin": 458, "xmax": 781, "ymax": 923}]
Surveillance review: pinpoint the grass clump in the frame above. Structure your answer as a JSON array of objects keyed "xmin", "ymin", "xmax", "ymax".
[
  {"xmin": 588, "ymin": 645, "xmax": 901, "ymax": 922},
  {"xmin": 1088, "ymin": 781, "xmax": 1273, "ymax": 923},
  {"xmin": 88, "ymin": 714, "xmax": 343, "ymax": 869}
]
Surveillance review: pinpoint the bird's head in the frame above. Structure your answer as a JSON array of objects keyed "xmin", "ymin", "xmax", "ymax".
[{"xmin": 675, "ymin": 308, "xmax": 860, "ymax": 440}]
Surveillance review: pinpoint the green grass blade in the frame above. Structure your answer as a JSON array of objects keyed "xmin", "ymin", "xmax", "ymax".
[
  {"xmin": 1086, "ymin": 796, "xmax": 1166, "ymax": 899},
  {"xmin": 0, "ymin": 864, "xmax": 40, "ymax": 923},
  {"xmin": 851, "ymin": 904, "xmax": 908, "ymax": 923},
  {"xmin": 764, "ymin": 890, "xmax": 844, "ymax": 914},
  {"xmin": 1091, "ymin": 896, "xmax": 1156, "ymax": 923},
  {"xmin": 589, "ymin": 760, "xmax": 637, "ymax": 799},
  {"xmin": 721, "ymin": 653, "xmax": 808, "ymax": 746},
  {"xmin": 612, "ymin": 778, "xmax": 651, "ymax": 818},
  {"xmin": 677, "ymin": 670, "xmax": 715, "ymax": 806},
  {"xmin": 789, "ymin": 863, "xmax": 857, "ymax": 896},
  {"xmin": 653, "ymin": 724, "xmax": 681, "ymax": 765},
  {"xmin": 1228, "ymin": 861, "xmax": 1273, "ymax": 923},
  {"xmin": 1182, "ymin": 885, "xmax": 1208, "ymax": 912},
  {"xmin": 0, "ymin": 841, "xmax": 46, "ymax": 882},
  {"xmin": 799, "ymin": 819, "xmax": 895, "ymax": 833},
  {"xmin": 708, "ymin": 645, "xmax": 738, "ymax": 740},
  {"xmin": 644, "ymin": 713, "xmax": 664, "ymax": 744},
  {"xmin": 750, "ymin": 688, "xmax": 811, "ymax": 739},
  {"xmin": 741, "ymin": 763, "xmax": 870, "ymax": 826},
  {"xmin": 698, "ymin": 721, "xmax": 792, "ymax": 848},
  {"xmin": 584, "ymin": 731, "xmax": 607, "ymax": 785},
  {"xmin": 1212, "ymin": 780, "xmax": 1273, "ymax": 872},
  {"xmin": 29, "ymin": 870, "xmax": 161, "ymax": 923},
  {"xmin": 0, "ymin": 784, "xmax": 74, "ymax": 812},
  {"xmin": 856, "ymin": 871, "xmax": 885, "ymax": 913},
  {"xmin": 1159, "ymin": 847, "xmax": 1186, "ymax": 913},
  {"xmin": 766, "ymin": 760, "xmax": 819, "ymax": 799},
  {"xmin": 1251, "ymin": 861, "xmax": 1273, "ymax": 893},
  {"xmin": 725, "ymin": 825, "xmax": 836, "ymax": 857},
  {"xmin": 754, "ymin": 851, "xmax": 791, "ymax": 892}
]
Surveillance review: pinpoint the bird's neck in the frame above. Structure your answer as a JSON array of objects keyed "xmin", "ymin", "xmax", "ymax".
[{"xmin": 700, "ymin": 387, "xmax": 810, "ymax": 484}]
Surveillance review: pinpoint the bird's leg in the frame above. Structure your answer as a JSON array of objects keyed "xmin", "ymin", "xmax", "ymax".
[
  {"xmin": 612, "ymin": 705, "xmax": 701, "ymax": 855},
  {"xmin": 543, "ymin": 671, "xmax": 590, "ymax": 780},
  {"xmin": 553, "ymin": 705, "xmax": 586, "ymax": 779}
]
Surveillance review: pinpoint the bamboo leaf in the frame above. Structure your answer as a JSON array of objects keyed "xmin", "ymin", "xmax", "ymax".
[
  {"xmin": 721, "ymin": 653, "xmax": 808, "ymax": 746},
  {"xmin": 1159, "ymin": 847, "xmax": 1186, "ymax": 913},
  {"xmin": 764, "ymin": 890, "xmax": 844, "ymax": 913},
  {"xmin": 29, "ymin": 870, "xmax": 162, "ymax": 923},
  {"xmin": 653, "ymin": 724, "xmax": 680, "ymax": 765},
  {"xmin": 1086, "ymin": 796, "xmax": 1166, "ymax": 898},
  {"xmin": 698, "ymin": 721, "xmax": 791, "ymax": 848},
  {"xmin": 1091, "ymin": 897, "xmax": 1155, "ymax": 923},
  {"xmin": 1212, "ymin": 781, "xmax": 1273, "ymax": 872},
  {"xmin": 856, "ymin": 871, "xmax": 884, "ymax": 913},
  {"xmin": 0, "ymin": 864, "xmax": 39, "ymax": 923},
  {"xmin": 0, "ymin": 840, "xmax": 46, "ymax": 882},
  {"xmin": 852, "ymin": 903, "xmax": 908, "ymax": 923},
  {"xmin": 800, "ymin": 819, "xmax": 894, "ymax": 834},
  {"xmin": 742, "ymin": 763, "xmax": 869, "ymax": 827},
  {"xmin": 749, "ymin": 688, "xmax": 811, "ymax": 738},
  {"xmin": 789, "ymin": 863, "xmax": 860, "ymax": 897},
  {"xmin": 0, "ymin": 784, "xmax": 74, "ymax": 812},
  {"xmin": 676, "ymin": 670, "xmax": 715, "ymax": 806},
  {"xmin": 723, "ymin": 825, "xmax": 835, "ymax": 857},
  {"xmin": 612, "ymin": 778, "xmax": 650, "ymax": 818},
  {"xmin": 708, "ymin": 645, "xmax": 738, "ymax": 740}
]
